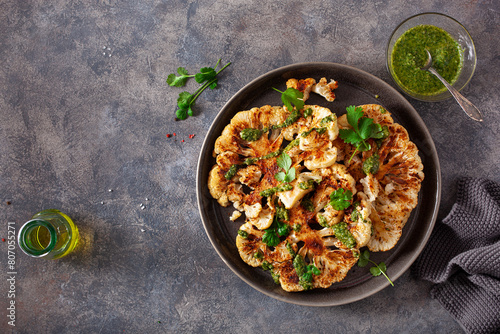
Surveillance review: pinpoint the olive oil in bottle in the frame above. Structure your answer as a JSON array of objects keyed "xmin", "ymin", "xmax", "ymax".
[{"xmin": 18, "ymin": 209, "xmax": 79, "ymax": 259}]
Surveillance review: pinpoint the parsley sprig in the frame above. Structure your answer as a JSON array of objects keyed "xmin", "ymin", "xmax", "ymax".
[
  {"xmin": 272, "ymin": 87, "xmax": 304, "ymax": 112},
  {"xmin": 275, "ymin": 152, "xmax": 296, "ymax": 183},
  {"xmin": 339, "ymin": 106, "xmax": 388, "ymax": 162},
  {"xmin": 358, "ymin": 250, "xmax": 394, "ymax": 286},
  {"xmin": 167, "ymin": 59, "xmax": 231, "ymax": 120}
]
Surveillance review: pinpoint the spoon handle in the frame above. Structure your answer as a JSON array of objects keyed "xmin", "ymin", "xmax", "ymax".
[{"xmin": 427, "ymin": 67, "xmax": 483, "ymax": 122}]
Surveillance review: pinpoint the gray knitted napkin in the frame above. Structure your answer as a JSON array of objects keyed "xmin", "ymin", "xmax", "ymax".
[{"xmin": 413, "ymin": 177, "xmax": 500, "ymax": 334}]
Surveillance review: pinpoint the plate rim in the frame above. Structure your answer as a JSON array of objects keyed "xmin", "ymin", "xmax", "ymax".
[{"xmin": 196, "ymin": 61, "xmax": 442, "ymax": 306}]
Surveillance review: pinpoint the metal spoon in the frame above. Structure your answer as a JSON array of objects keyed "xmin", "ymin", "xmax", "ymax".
[{"xmin": 421, "ymin": 49, "xmax": 483, "ymax": 122}]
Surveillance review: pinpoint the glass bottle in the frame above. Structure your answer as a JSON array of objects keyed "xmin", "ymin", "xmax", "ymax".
[{"xmin": 18, "ymin": 209, "xmax": 79, "ymax": 259}]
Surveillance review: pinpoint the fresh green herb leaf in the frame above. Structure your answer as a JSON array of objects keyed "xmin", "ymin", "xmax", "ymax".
[
  {"xmin": 177, "ymin": 91, "xmax": 193, "ymax": 109},
  {"xmin": 262, "ymin": 228, "xmax": 280, "ymax": 247},
  {"xmin": 176, "ymin": 108, "xmax": 188, "ymax": 120},
  {"xmin": 357, "ymin": 250, "xmax": 370, "ymax": 267},
  {"xmin": 195, "ymin": 67, "xmax": 217, "ymax": 84},
  {"xmin": 277, "ymin": 220, "xmax": 290, "ymax": 237},
  {"xmin": 168, "ymin": 59, "xmax": 231, "ymax": 120},
  {"xmin": 273, "ymin": 87, "xmax": 304, "ymax": 113},
  {"xmin": 277, "ymin": 151, "xmax": 292, "ymax": 171},
  {"xmin": 275, "ymin": 151, "xmax": 296, "ymax": 183},
  {"xmin": 274, "ymin": 172, "xmax": 286, "ymax": 182},
  {"xmin": 329, "ymin": 188, "xmax": 353, "ymax": 211},
  {"xmin": 284, "ymin": 167, "xmax": 295, "ymax": 183},
  {"xmin": 358, "ymin": 250, "xmax": 394, "ymax": 286},
  {"xmin": 262, "ymin": 213, "xmax": 290, "ymax": 247},
  {"xmin": 166, "ymin": 67, "xmax": 194, "ymax": 87},
  {"xmin": 346, "ymin": 105, "xmax": 364, "ymax": 132},
  {"xmin": 339, "ymin": 105, "xmax": 389, "ymax": 162}
]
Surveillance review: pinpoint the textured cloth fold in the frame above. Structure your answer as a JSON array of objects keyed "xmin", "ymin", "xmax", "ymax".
[{"xmin": 413, "ymin": 177, "xmax": 500, "ymax": 334}]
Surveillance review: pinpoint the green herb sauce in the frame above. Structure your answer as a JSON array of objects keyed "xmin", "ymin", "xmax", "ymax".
[
  {"xmin": 240, "ymin": 128, "xmax": 265, "ymax": 141},
  {"xmin": 332, "ymin": 222, "xmax": 357, "ymax": 249},
  {"xmin": 237, "ymin": 229, "xmax": 249, "ymax": 239},
  {"xmin": 318, "ymin": 214, "xmax": 329, "ymax": 228},
  {"xmin": 391, "ymin": 24, "xmax": 463, "ymax": 95},
  {"xmin": 259, "ymin": 183, "xmax": 293, "ymax": 197},
  {"xmin": 362, "ymin": 154, "xmax": 380, "ymax": 175},
  {"xmin": 224, "ymin": 164, "xmax": 240, "ymax": 180}
]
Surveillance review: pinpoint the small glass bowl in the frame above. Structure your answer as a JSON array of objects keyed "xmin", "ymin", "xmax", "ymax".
[{"xmin": 386, "ymin": 12, "xmax": 476, "ymax": 102}]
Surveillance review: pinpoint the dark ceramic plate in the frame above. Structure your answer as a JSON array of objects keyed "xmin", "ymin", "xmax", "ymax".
[{"xmin": 196, "ymin": 62, "xmax": 441, "ymax": 306}]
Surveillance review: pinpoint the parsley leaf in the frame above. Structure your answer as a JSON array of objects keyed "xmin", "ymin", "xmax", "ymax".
[
  {"xmin": 275, "ymin": 152, "xmax": 296, "ymax": 183},
  {"xmin": 262, "ymin": 228, "xmax": 280, "ymax": 247},
  {"xmin": 329, "ymin": 188, "xmax": 353, "ymax": 210},
  {"xmin": 346, "ymin": 105, "xmax": 364, "ymax": 133},
  {"xmin": 195, "ymin": 67, "xmax": 217, "ymax": 85},
  {"xmin": 277, "ymin": 151, "xmax": 292, "ymax": 171},
  {"xmin": 277, "ymin": 219, "xmax": 290, "ymax": 236},
  {"xmin": 262, "ymin": 214, "xmax": 290, "ymax": 247},
  {"xmin": 358, "ymin": 250, "xmax": 394, "ymax": 286},
  {"xmin": 167, "ymin": 59, "xmax": 231, "ymax": 120},
  {"xmin": 166, "ymin": 67, "xmax": 194, "ymax": 87},
  {"xmin": 272, "ymin": 87, "xmax": 304, "ymax": 112},
  {"xmin": 339, "ymin": 105, "xmax": 389, "ymax": 162}
]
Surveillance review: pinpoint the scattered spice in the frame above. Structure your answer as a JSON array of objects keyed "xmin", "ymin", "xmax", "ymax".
[{"xmin": 166, "ymin": 132, "xmax": 196, "ymax": 141}]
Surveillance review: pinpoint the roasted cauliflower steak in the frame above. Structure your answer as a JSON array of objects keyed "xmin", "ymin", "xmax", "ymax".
[
  {"xmin": 208, "ymin": 81, "xmax": 424, "ymax": 292},
  {"xmin": 338, "ymin": 104, "xmax": 424, "ymax": 252}
]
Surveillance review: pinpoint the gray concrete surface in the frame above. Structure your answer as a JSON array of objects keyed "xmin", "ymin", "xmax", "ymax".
[{"xmin": 1, "ymin": 0, "xmax": 498, "ymax": 333}]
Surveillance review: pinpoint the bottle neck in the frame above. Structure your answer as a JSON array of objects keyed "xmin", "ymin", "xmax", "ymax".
[{"xmin": 18, "ymin": 220, "xmax": 57, "ymax": 257}]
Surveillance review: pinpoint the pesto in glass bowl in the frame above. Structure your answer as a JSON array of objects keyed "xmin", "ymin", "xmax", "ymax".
[{"xmin": 387, "ymin": 13, "xmax": 476, "ymax": 101}]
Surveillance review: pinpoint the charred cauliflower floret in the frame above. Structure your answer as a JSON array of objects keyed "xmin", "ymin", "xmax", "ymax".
[
  {"xmin": 286, "ymin": 78, "xmax": 316, "ymax": 102},
  {"xmin": 286, "ymin": 77, "xmax": 338, "ymax": 103},
  {"xmin": 311, "ymin": 77, "xmax": 338, "ymax": 102},
  {"xmin": 208, "ymin": 165, "xmax": 231, "ymax": 207},
  {"xmin": 278, "ymin": 171, "xmax": 322, "ymax": 209}
]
